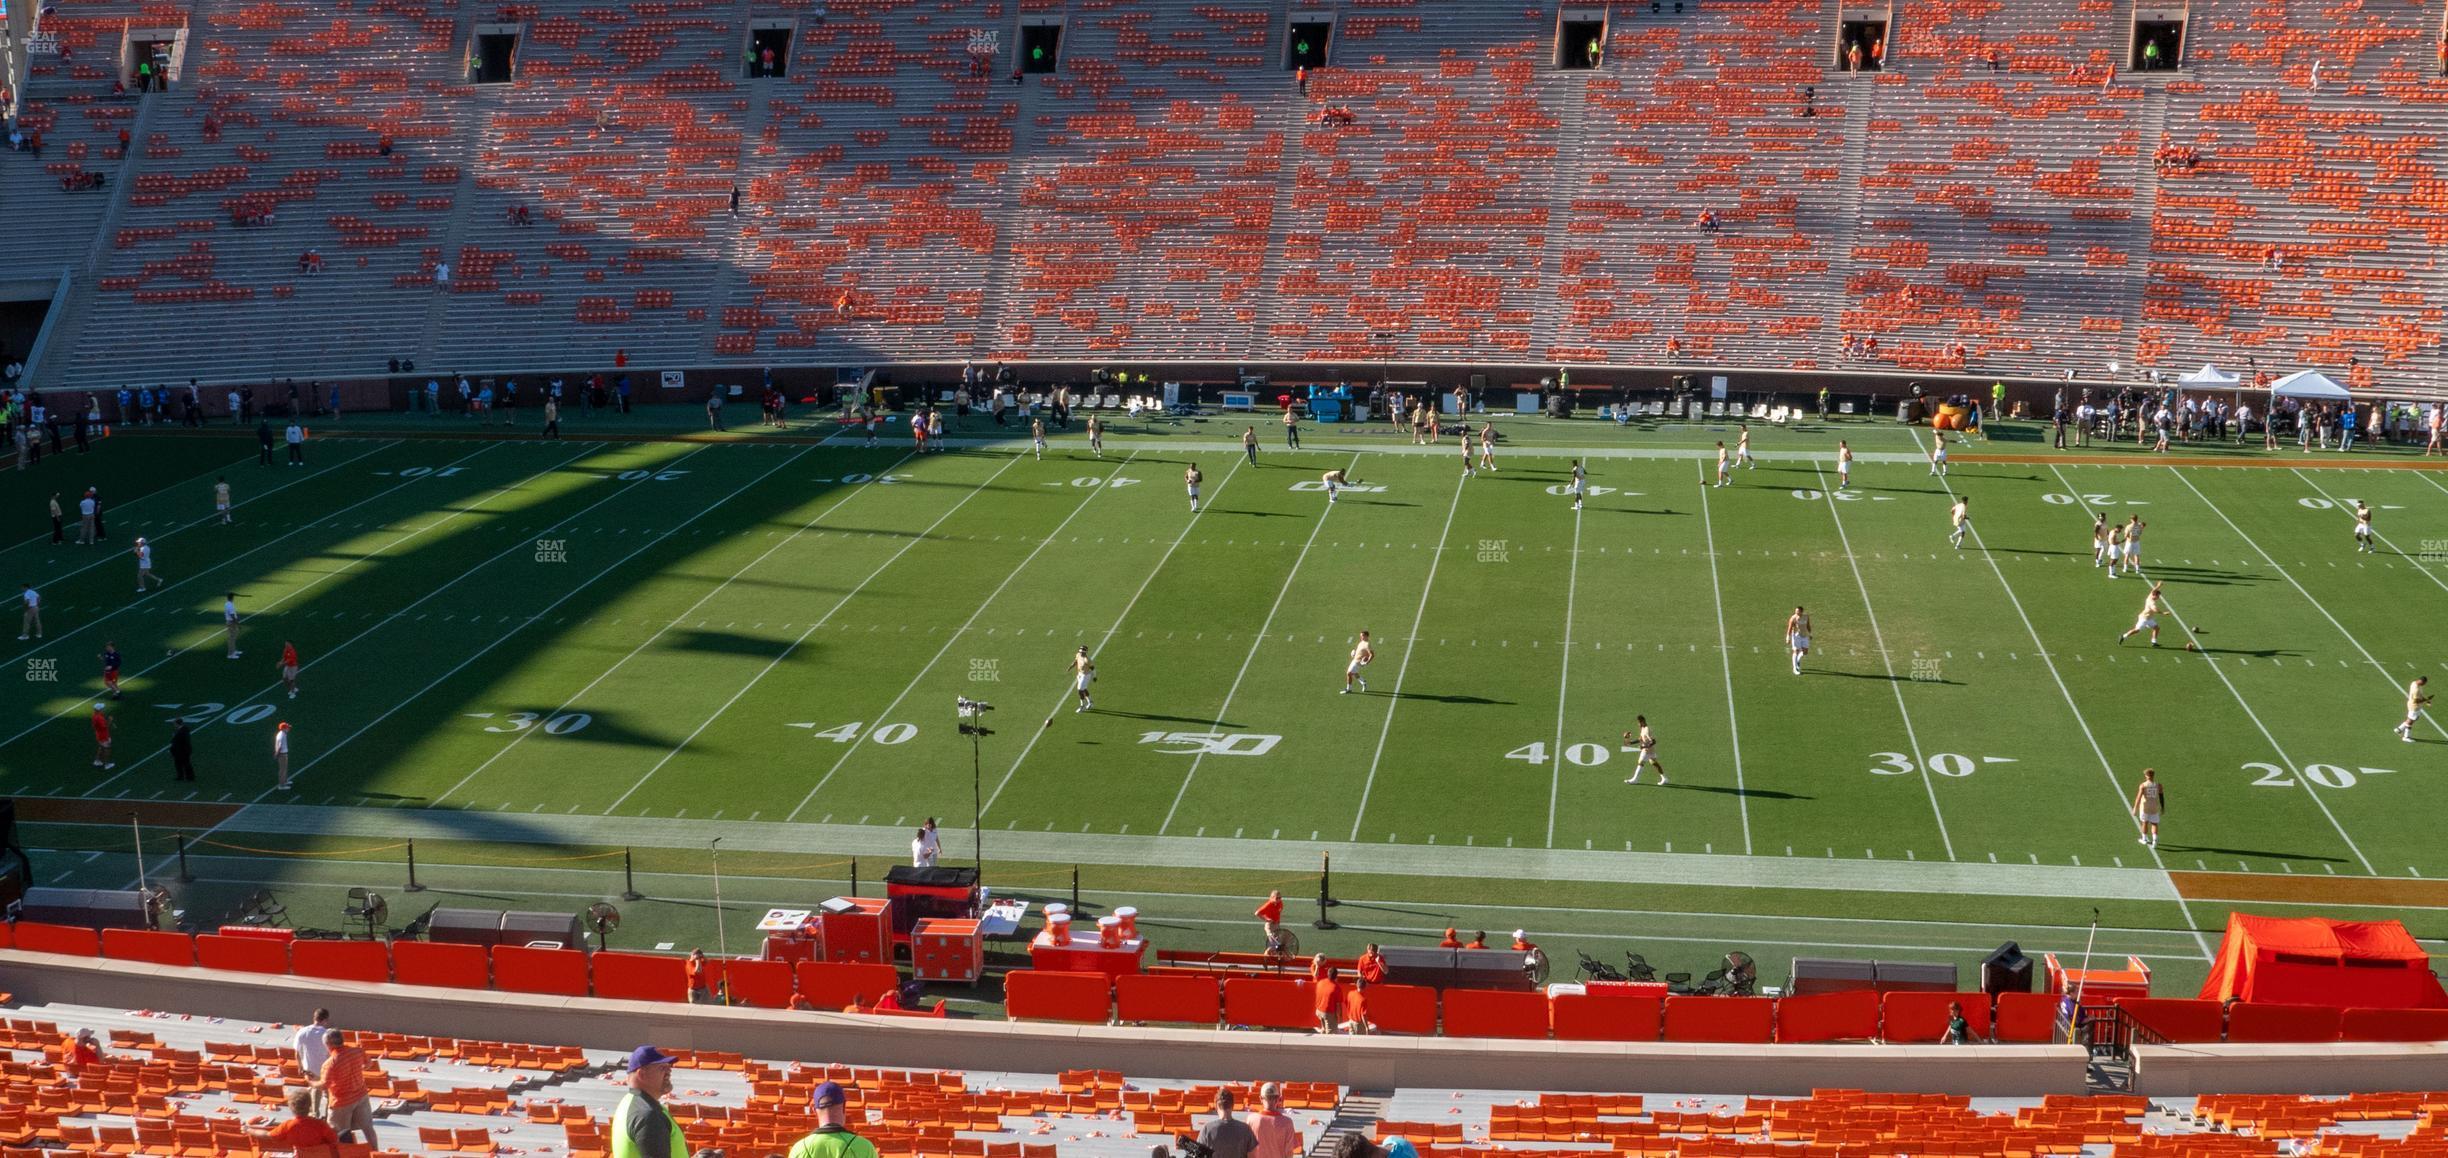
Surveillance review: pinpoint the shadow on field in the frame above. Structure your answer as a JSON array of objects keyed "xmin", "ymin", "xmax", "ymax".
[
  {"xmin": 1667, "ymin": 782, "xmax": 1813, "ymax": 801},
  {"xmin": 1817, "ymin": 670, "xmax": 1962, "ymax": 687},
  {"xmin": 484, "ymin": 709, "xmax": 678, "ymax": 751},
  {"xmin": 2148, "ymin": 566, "xmax": 2264, "ymax": 586},
  {"xmin": 1604, "ymin": 507, "xmax": 1690, "ymax": 517},
  {"xmin": 1386, "ymin": 691, "xmax": 1513, "ymax": 706},
  {"xmin": 2157, "ymin": 843, "xmax": 2347, "ymax": 863},
  {"xmin": 1091, "ymin": 709, "xmax": 1247, "ymax": 727},
  {"xmin": 668, "ymin": 629, "xmax": 807, "ymax": 658}
]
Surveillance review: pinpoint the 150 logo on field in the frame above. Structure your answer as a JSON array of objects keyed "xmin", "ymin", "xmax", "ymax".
[{"xmin": 1138, "ymin": 731, "xmax": 1281, "ymax": 756}]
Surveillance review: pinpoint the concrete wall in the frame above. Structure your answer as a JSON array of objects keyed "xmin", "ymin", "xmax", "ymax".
[
  {"xmin": 0, "ymin": 949, "xmax": 2088, "ymax": 1095},
  {"xmin": 2135, "ymin": 1042, "xmax": 2448, "ymax": 1095}
]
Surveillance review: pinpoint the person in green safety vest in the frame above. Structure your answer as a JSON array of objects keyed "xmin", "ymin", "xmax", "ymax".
[
  {"xmin": 613, "ymin": 1047, "xmax": 690, "ymax": 1158},
  {"xmin": 786, "ymin": 1082, "xmax": 881, "ymax": 1158}
]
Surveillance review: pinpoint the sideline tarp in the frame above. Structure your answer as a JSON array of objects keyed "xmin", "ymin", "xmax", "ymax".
[
  {"xmin": 2267, "ymin": 370, "xmax": 2352, "ymax": 400},
  {"xmin": 2199, "ymin": 915, "xmax": 2447, "ymax": 1008}
]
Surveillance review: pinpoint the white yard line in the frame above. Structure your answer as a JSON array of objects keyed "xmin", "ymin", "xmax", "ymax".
[
  {"xmin": 772, "ymin": 452, "xmax": 1125, "ymax": 822},
  {"xmin": 2290, "ymin": 467, "xmax": 2448, "ymax": 601},
  {"xmin": 76, "ymin": 443, "xmax": 607, "ymax": 792},
  {"xmin": 598, "ymin": 453, "xmax": 1015, "ymax": 815},
  {"xmin": 184, "ymin": 442, "xmax": 757, "ymax": 810},
  {"xmin": 4, "ymin": 439, "xmax": 401, "ymax": 663},
  {"xmin": 978, "ymin": 455, "xmax": 1250, "ymax": 820},
  {"xmin": 1159, "ymin": 452, "xmax": 1364, "ymax": 837},
  {"xmin": 1806, "ymin": 461, "xmax": 1950, "ymax": 860},
  {"xmin": 1542, "ymin": 478, "xmax": 1586, "ymax": 849},
  {"xmin": 2179, "ymin": 468, "xmax": 2447, "ymax": 746},
  {"xmin": 1345, "ymin": 472, "xmax": 1471, "ymax": 842},
  {"xmin": 1691, "ymin": 459, "xmax": 1756, "ymax": 855},
  {"xmin": 2046, "ymin": 464, "xmax": 2376, "ymax": 913}
]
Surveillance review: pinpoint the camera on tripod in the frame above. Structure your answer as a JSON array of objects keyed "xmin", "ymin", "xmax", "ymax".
[{"xmin": 1156, "ymin": 1137, "xmax": 1216, "ymax": 1158}]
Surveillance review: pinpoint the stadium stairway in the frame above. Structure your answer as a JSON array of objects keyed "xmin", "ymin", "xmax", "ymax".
[{"xmin": 1303, "ymin": 1088, "xmax": 1391, "ymax": 1158}]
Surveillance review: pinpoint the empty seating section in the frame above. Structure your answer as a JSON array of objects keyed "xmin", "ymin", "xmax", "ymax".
[
  {"xmin": 2143, "ymin": 12, "xmax": 2448, "ymax": 378},
  {"xmin": 724, "ymin": 0, "xmax": 1017, "ymax": 362},
  {"xmin": 1270, "ymin": 4, "xmax": 1557, "ymax": 364},
  {"xmin": 1556, "ymin": 0, "xmax": 1844, "ymax": 369},
  {"xmin": 15, "ymin": 0, "xmax": 2448, "ymax": 388}
]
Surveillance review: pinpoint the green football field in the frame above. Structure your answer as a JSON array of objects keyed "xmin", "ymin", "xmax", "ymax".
[{"xmin": 7, "ymin": 405, "xmax": 2448, "ymax": 1003}]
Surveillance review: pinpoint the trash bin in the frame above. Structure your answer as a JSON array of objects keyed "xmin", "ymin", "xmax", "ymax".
[{"xmin": 1897, "ymin": 399, "xmax": 1917, "ymax": 423}]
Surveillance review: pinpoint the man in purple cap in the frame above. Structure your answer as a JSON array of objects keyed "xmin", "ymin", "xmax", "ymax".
[
  {"xmin": 614, "ymin": 1046, "xmax": 688, "ymax": 1158},
  {"xmin": 785, "ymin": 1081, "xmax": 878, "ymax": 1158}
]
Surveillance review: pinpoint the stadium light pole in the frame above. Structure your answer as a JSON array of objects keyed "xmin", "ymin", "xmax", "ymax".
[{"xmin": 957, "ymin": 698, "xmax": 995, "ymax": 881}]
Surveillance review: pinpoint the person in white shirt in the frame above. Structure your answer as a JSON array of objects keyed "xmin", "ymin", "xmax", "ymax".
[
  {"xmin": 226, "ymin": 390, "xmax": 242, "ymax": 424},
  {"xmin": 77, "ymin": 491, "xmax": 97, "ymax": 544},
  {"xmin": 18, "ymin": 584, "xmax": 39, "ymax": 640},
  {"xmin": 224, "ymin": 592, "xmax": 244, "ymax": 658},
  {"xmin": 912, "ymin": 819, "xmax": 942, "ymax": 867},
  {"xmin": 134, "ymin": 537, "xmax": 163, "ymax": 593},
  {"xmin": 294, "ymin": 1009, "xmax": 332, "ymax": 1115},
  {"xmin": 2131, "ymin": 768, "xmax": 2165, "ymax": 848},
  {"xmin": 273, "ymin": 722, "xmax": 293, "ymax": 790},
  {"xmin": 284, "ymin": 423, "xmax": 304, "ymax": 465},
  {"xmin": 215, "ymin": 476, "xmax": 233, "ymax": 525}
]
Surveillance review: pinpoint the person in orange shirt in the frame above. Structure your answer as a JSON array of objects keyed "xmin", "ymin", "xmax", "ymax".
[
  {"xmin": 65, "ymin": 1028, "xmax": 101, "ymax": 1072},
  {"xmin": 1312, "ymin": 965, "xmax": 1343, "ymax": 1035},
  {"xmin": 279, "ymin": 640, "xmax": 301, "ymax": 699},
  {"xmin": 1510, "ymin": 929, "xmax": 1537, "ymax": 953},
  {"xmin": 1437, "ymin": 928, "xmax": 1460, "ymax": 949},
  {"xmin": 787, "ymin": 990, "xmax": 815, "ymax": 1011},
  {"xmin": 1357, "ymin": 944, "xmax": 1387, "ymax": 985},
  {"xmin": 1465, "ymin": 931, "xmax": 1488, "ymax": 950},
  {"xmin": 258, "ymin": 1089, "xmax": 340, "ymax": 1151},
  {"xmin": 685, "ymin": 948, "xmax": 710, "ymax": 1004},
  {"xmin": 1256, "ymin": 889, "xmax": 1285, "ymax": 950},
  {"xmin": 1342, "ymin": 980, "xmax": 1372, "ymax": 1035},
  {"xmin": 318, "ymin": 1030, "xmax": 376, "ymax": 1145}
]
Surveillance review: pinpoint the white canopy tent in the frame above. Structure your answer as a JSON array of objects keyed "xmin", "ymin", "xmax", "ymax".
[
  {"xmin": 2177, "ymin": 363, "xmax": 2241, "ymax": 386},
  {"xmin": 2267, "ymin": 370, "xmax": 2351, "ymax": 401}
]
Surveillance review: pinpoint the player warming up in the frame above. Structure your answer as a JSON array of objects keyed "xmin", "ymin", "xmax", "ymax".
[
  {"xmin": 1031, "ymin": 418, "xmax": 1047, "ymax": 461},
  {"xmin": 133, "ymin": 537, "xmax": 163, "ymax": 593},
  {"xmin": 214, "ymin": 476, "xmax": 233, "ymax": 525},
  {"xmin": 1836, "ymin": 440, "xmax": 1853, "ymax": 490},
  {"xmin": 2396, "ymin": 676, "xmax": 2432, "ymax": 743},
  {"xmin": 1568, "ymin": 460, "xmax": 1586, "ymax": 510},
  {"xmin": 1785, "ymin": 607, "xmax": 1810, "ymax": 676},
  {"xmin": 1714, "ymin": 441, "xmax": 1731, "ymax": 487},
  {"xmin": 1929, "ymin": 433, "xmax": 1949, "ymax": 476},
  {"xmin": 1620, "ymin": 716, "xmax": 1666, "ymax": 785},
  {"xmin": 1322, "ymin": 467, "xmax": 1350, "ymax": 504},
  {"xmin": 280, "ymin": 640, "xmax": 301, "ymax": 699},
  {"xmin": 1948, "ymin": 495, "xmax": 1971, "ymax": 549},
  {"xmin": 1184, "ymin": 462, "xmax": 1203, "ymax": 512},
  {"xmin": 2354, "ymin": 500, "xmax": 2375, "ymax": 553},
  {"xmin": 1737, "ymin": 425, "xmax": 1755, "ymax": 469},
  {"xmin": 2121, "ymin": 515, "xmax": 2145, "ymax": 576},
  {"xmin": 2132, "ymin": 768, "xmax": 2164, "ymax": 847},
  {"xmin": 1086, "ymin": 415, "xmax": 1104, "ymax": 459},
  {"xmin": 2118, "ymin": 581, "xmax": 2167, "ymax": 647},
  {"xmin": 1343, "ymin": 631, "xmax": 1373, "ymax": 694},
  {"xmin": 99, "ymin": 642, "xmax": 123, "ymax": 700},
  {"xmin": 1070, "ymin": 646, "xmax": 1097, "ymax": 714},
  {"xmin": 1478, "ymin": 421, "xmax": 1497, "ymax": 471},
  {"xmin": 2091, "ymin": 512, "xmax": 2110, "ymax": 568}
]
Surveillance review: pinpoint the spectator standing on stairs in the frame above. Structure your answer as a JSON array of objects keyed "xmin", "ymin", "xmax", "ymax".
[
  {"xmin": 317, "ymin": 1030, "xmax": 376, "ymax": 1146},
  {"xmin": 293, "ymin": 1008, "xmax": 332, "ymax": 1115}
]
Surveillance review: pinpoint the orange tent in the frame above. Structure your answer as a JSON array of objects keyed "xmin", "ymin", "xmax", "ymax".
[{"xmin": 2198, "ymin": 915, "xmax": 2448, "ymax": 1008}]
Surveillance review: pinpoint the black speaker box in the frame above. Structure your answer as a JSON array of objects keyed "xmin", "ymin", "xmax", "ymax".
[
  {"xmin": 17, "ymin": 886, "xmax": 150, "ymax": 930},
  {"xmin": 426, "ymin": 907, "xmax": 506, "ymax": 947},
  {"xmin": 1982, "ymin": 941, "xmax": 2034, "ymax": 994},
  {"xmin": 499, "ymin": 910, "xmax": 585, "ymax": 949},
  {"xmin": 1376, "ymin": 945, "xmax": 1537, "ymax": 992}
]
